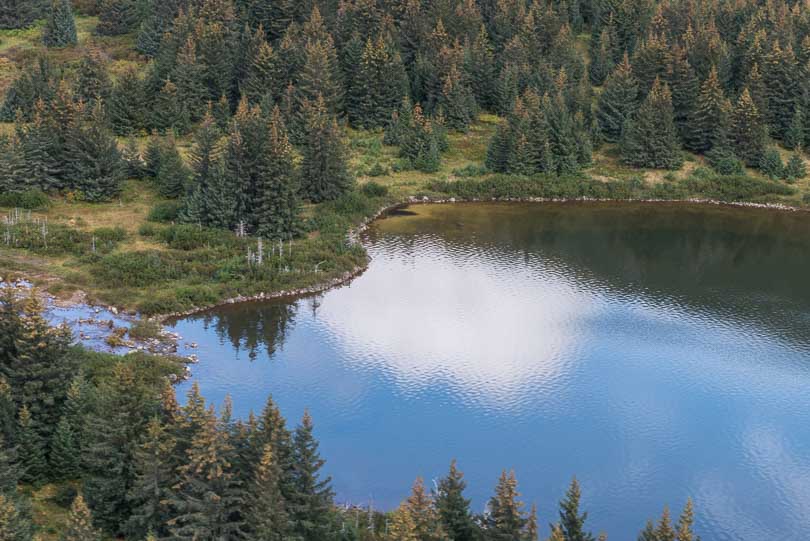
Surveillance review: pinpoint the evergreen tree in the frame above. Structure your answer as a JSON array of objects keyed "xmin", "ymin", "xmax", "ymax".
[
  {"xmin": 438, "ymin": 63, "xmax": 477, "ymax": 131},
  {"xmin": 545, "ymin": 92, "xmax": 583, "ymax": 176},
  {"xmin": 17, "ymin": 406, "xmax": 47, "ymax": 487},
  {"xmin": 43, "ymin": 0, "xmax": 77, "ymax": 48},
  {"xmin": 398, "ymin": 103, "xmax": 443, "ymax": 173},
  {"xmin": 0, "ymin": 494, "xmax": 32, "ymax": 541},
  {"xmin": 435, "ymin": 460, "xmax": 476, "ymax": 541},
  {"xmin": 49, "ymin": 417, "xmax": 79, "ymax": 480},
  {"xmin": 784, "ymin": 153, "xmax": 807, "ymax": 181},
  {"xmin": 83, "ymin": 363, "xmax": 155, "ymax": 533},
  {"xmin": 74, "ymin": 50, "xmax": 112, "ymax": 106},
  {"xmin": 486, "ymin": 470, "xmax": 527, "ymax": 541},
  {"xmin": 785, "ymin": 109, "xmax": 806, "ymax": 150},
  {"xmin": 297, "ymin": 36, "xmax": 344, "ymax": 117},
  {"xmin": 246, "ymin": 444, "xmax": 289, "ymax": 540},
  {"xmin": 596, "ymin": 53, "xmax": 638, "ymax": 142},
  {"xmin": 668, "ymin": 45, "xmax": 699, "ymax": 146},
  {"xmin": 759, "ymin": 148, "xmax": 785, "ymax": 179},
  {"xmin": 763, "ymin": 41, "xmax": 799, "ymax": 140},
  {"xmin": 687, "ymin": 67, "xmax": 730, "ymax": 153},
  {"xmin": 731, "ymin": 88, "xmax": 768, "ymax": 167},
  {"xmin": 300, "ymin": 95, "xmax": 353, "ymax": 203},
  {"xmin": 155, "ymin": 138, "xmax": 190, "ymax": 199},
  {"xmin": 289, "ymin": 410, "xmax": 334, "ymax": 541},
  {"xmin": 675, "ymin": 499, "xmax": 696, "ymax": 541},
  {"xmin": 398, "ymin": 477, "xmax": 446, "ymax": 541},
  {"xmin": 65, "ymin": 103, "xmax": 126, "ymax": 202},
  {"xmin": 257, "ymin": 107, "xmax": 300, "ymax": 239},
  {"xmin": 466, "ymin": 25, "xmax": 497, "ymax": 110},
  {"xmin": 558, "ymin": 477, "xmax": 595, "ymax": 541},
  {"xmin": 108, "ymin": 68, "xmax": 146, "ymax": 135},
  {"xmin": 243, "ymin": 39, "xmax": 280, "ymax": 106},
  {"xmin": 168, "ymin": 406, "xmax": 246, "ymax": 540},
  {"xmin": 181, "ymin": 112, "xmax": 221, "ymax": 224},
  {"xmin": 654, "ymin": 507, "xmax": 676, "ymax": 541},
  {"xmin": 352, "ymin": 34, "xmax": 409, "ymax": 129},
  {"xmin": 125, "ymin": 417, "xmax": 176, "ymax": 540},
  {"xmin": 61, "ymin": 495, "xmax": 101, "ymax": 541},
  {"xmin": 0, "ymin": 0, "xmax": 36, "ymax": 30},
  {"xmin": 620, "ymin": 78, "xmax": 683, "ymax": 169},
  {"xmin": 96, "ymin": 0, "xmax": 138, "ymax": 36}
]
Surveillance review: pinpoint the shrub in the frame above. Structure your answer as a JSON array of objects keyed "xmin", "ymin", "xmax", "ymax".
[
  {"xmin": 0, "ymin": 189, "xmax": 50, "ymax": 209},
  {"xmin": 157, "ymin": 224, "xmax": 232, "ymax": 251},
  {"xmin": 147, "ymin": 201, "xmax": 183, "ymax": 223},
  {"xmin": 706, "ymin": 147, "xmax": 745, "ymax": 176},
  {"xmin": 452, "ymin": 164, "xmax": 489, "ymax": 177},
  {"xmin": 96, "ymin": 251, "xmax": 181, "ymax": 287},
  {"xmin": 682, "ymin": 173, "xmax": 794, "ymax": 201},
  {"xmin": 93, "ymin": 227, "xmax": 127, "ymax": 243},
  {"xmin": 361, "ymin": 181, "xmax": 389, "ymax": 198},
  {"xmin": 128, "ymin": 319, "xmax": 164, "ymax": 341},
  {"xmin": 138, "ymin": 223, "xmax": 157, "ymax": 237},
  {"xmin": 366, "ymin": 163, "xmax": 389, "ymax": 177}
]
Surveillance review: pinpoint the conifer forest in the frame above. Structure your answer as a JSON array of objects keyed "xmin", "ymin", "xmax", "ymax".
[{"xmin": 1, "ymin": 0, "xmax": 810, "ymax": 539}]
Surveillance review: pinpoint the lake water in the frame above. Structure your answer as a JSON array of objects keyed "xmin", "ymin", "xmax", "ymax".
[{"xmin": 172, "ymin": 202, "xmax": 810, "ymax": 540}]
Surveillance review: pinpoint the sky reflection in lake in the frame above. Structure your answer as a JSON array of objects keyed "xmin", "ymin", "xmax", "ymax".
[{"xmin": 173, "ymin": 202, "xmax": 810, "ymax": 541}]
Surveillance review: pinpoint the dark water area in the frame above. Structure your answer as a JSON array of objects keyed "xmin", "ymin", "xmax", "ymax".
[{"xmin": 172, "ymin": 202, "xmax": 810, "ymax": 540}]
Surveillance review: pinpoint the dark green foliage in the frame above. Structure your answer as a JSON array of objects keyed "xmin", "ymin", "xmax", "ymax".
[
  {"xmin": 784, "ymin": 109, "xmax": 806, "ymax": 151},
  {"xmin": 300, "ymin": 96, "xmax": 354, "ymax": 202},
  {"xmin": 0, "ymin": 190, "xmax": 50, "ymax": 210},
  {"xmin": 17, "ymin": 406, "xmax": 47, "ymax": 486},
  {"xmin": 108, "ymin": 69, "xmax": 146, "ymax": 136},
  {"xmin": 43, "ymin": 0, "xmax": 77, "ymax": 48},
  {"xmin": 350, "ymin": 34, "xmax": 409, "ymax": 129},
  {"xmin": 148, "ymin": 201, "xmax": 182, "ymax": 223},
  {"xmin": 731, "ymin": 89, "xmax": 768, "ymax": 167},
  {"xmin": 168, "ymin": 406, "xmax": 246, "ymax": 541},
  {"xmin": 155, "ymin": 139, "xmax": 190, "ymax": 199},
  {"xmin": 0, "ymin": 57, "xmax": 60, "ymax": 122},
  {"xmin": 596, "ymin": 54, "xmax": 638, "ymax": 142},
  {"xmin": 125, "ymin": 417, "xmax": 175, "ymax": 540},
  {"xmin": 393, "ymin": 102, "xmax": 444, "ymax": 173},
  {"xmin": 558, "ymin": 477, "xmax": 595, "ymax": 541},
  {"xmin": 257, "ymin": 107, "xmax": 300, "ymax": 239},
  {"xmin": 96, "ymin": 0, "xmax": 138, "ymax": 36},
  {"xmin": 687, "ymin": 67, "xmax": 730, "ymax": 153},
  {"xmin": 0, "ymin": 493, "xmax": 33, "ymax": 541},
  {"xmin": 49, "ymin": 417, "xmax": 80, "ymax": 480},
  {"xmin": 706, "ymin": 146, "xmax": 745, "ymax": 176},
  {"xmin": 763, "ymin": 41, "xmax": 800, "ymax": 140},
  {"xmin": 0, "ymin": 0, "xmax": 36, "ymax": 29},
  {"xmin": 64, "ymin": 104, "xmax": 126, "ymax": 202},
  {"xmin": 289, "ymin": 411, "xmax": 334, "ymax": 541},
  {"xmin": 759, "ymin": 148, "xmax": 785, "ymax": 179},
  {"xmin": 784, "ymin": 153, "xmax": 807, "ymax": 182},
  {"xmin": 435, "ymin": 460, "xmax": 477, "ymax": 541},
  {"xmin": 246, "ymin": 444, "xmax": 289, "ymax": 540},
  {"xmin": 620, "ymin": 78, "xmax": 683, "ymax": 169}
]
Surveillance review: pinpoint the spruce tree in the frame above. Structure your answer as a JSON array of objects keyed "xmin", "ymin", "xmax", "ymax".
[
  {"xmin": 0, "ymin": 494, "xmax": 32, "ymax": 541},
  {"xmin": 759, "ymin": 148, "xmax": 785, "ymax": 179},
  {"xmin": 654, "ymin": 507, "xmax": 676, "ymax": 541},
  {"xmin": 169, "ymin": 407, "xmax": 246, "ymax": 541},
  {"xmin": 297, "ymin": 37, "xmax": 344, "ymax": 117},
  {"xmin": 74, "ymin": 50, "xmax": 112, "ymax": 106},
  {"xmin": 558, "ymin": 477, "xmax": 595, "ymax": 541},
  {"xmin": 96, "ymin": 0, "xmax": 138, "ymax": 36},
  {"xmin": 82, "ymin": 363, "xmax": 155, "ymax": 533},
  {"xmin": 65, "ymin": 103, "xmax": 126, "ymax": 202},
  {"xmin": 17, "ymin": 406, "xmax": 47, "ymax": 487},
  {"xmin": 435, "ymin": 460, "xmax": 476, "ymax": 541},
  {"xmin": 61, "ymin": 495, "xmax": 101, "ymax": 541},
  {"xmin": 352, "ymin": 34, "xmax": 409, "ymax": 129},
  {"xmin": 246, "ymin": 444, "xmax": 289, "ymax": 540},
  {"xmin": 668, "ymin": 45, "xmax": 699, "ymax": 146},
  {"xmin": 486, "ymin": 470, "xmax": 527, "ymax": 541},
  {"xmin": 687, "ymin": 66, "xmax": 730, "ymax": 153},
  {"xmin": 181, "ymin": 112, "xmax": 220, "ymax": 224},
  {"xmin": 125, "ymin": 417, "xmax": 176, "ymax": 540},
  {"xmin": 675, "ymin": 499, "xmax": 696, "ymax": 541},
  {"xmin": 544, "ymin": 93, "xmax": 582, "ymax": 176},
  {"xmin": 243, "ymin": 40, "xmax": 280, "ymax": 106},
  {"xmin": 300, "ymin": 95, "xmax": 353, "ymax": 203},
  {"xmin": 0, "ymin": 0, "xmax": 35, "ymax": 30},
  {"xmin": 596, "ymin": 53, "xmax": 638, "ymax": 142},
  {"xmin": 108, "ymin": 68, "xmax": 146, "ymax": 135},
  {"xmin": 784, "ymin": 109, "xmax": 806, "ymax": 150},
  {"xmin": 731, "ymin": 88, "xmax": 768, "ymax": 167},
  {"xmin": 289, "ymin": 411, "xmax": 334, "ymax": 541},
  {"xmin": 620, "ymin": 78, "xmax": 683, "ymax": 169},
  {"xmin": 438, "ymin": 64, "xmax": 477, "ymax": 131},
  {"xmin": 399, "ymin": 103, "xmax": 442, "ymax": 173},
  {"xmin": 49, "ymin": 417, "xmax": 79, "ymax": 480},
  {"xmin": 399, "ymin": 477, "xmax": 446, "ymax": 541},
  {"xmin": 43, "ymin": 0, "xmax": 77, "ymax": 48},
  {"xmin": 257, "ymin": 107, "xmax": 300, "ymax": 240},
  {"xmin": 155, "ymin": 138, "xmax": 190, "ymax": 199},
  {"xmin": 784, "ymin": 153, "xmax": 807, "ymax": 181},
  {"xmin": 466, "ymin": 25, "xmax": 497, "ymax": 110},
  {"xmin": 763, "ymin": 41, "xmax": 799, "ymax": 140}
]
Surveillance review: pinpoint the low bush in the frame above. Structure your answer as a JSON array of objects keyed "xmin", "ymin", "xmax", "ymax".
[
  {"xmin": 157, "ymin": 224, "xmax": 233, "ymax": 251},
  {"xmin": 147, "ymin": 200, "xmax": 183, "ymax": 223},
  {"xmin": 95, "ymin": 251, "xmax": 182, "ymax": 287},
  {"xmin": 361, "ymin": 181, "xmax": 389, "ymax": 198},
  {"xmin": 0, "ymin": 189, "xmax": 51, "ymax": 209},
  {"xmin": 682, "ymin": 173, "xmax": 794, "ymax": 201}
]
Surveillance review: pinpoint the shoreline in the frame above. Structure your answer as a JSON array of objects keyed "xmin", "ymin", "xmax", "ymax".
[{"xmin": 5, "ymin": 195, "xmax": 808, "ymax": 328}]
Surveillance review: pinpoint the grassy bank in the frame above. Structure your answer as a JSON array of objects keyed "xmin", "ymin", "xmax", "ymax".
[{"xmin": 2, "ymin": 115, "xmax": 809, "ymax": 316}]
